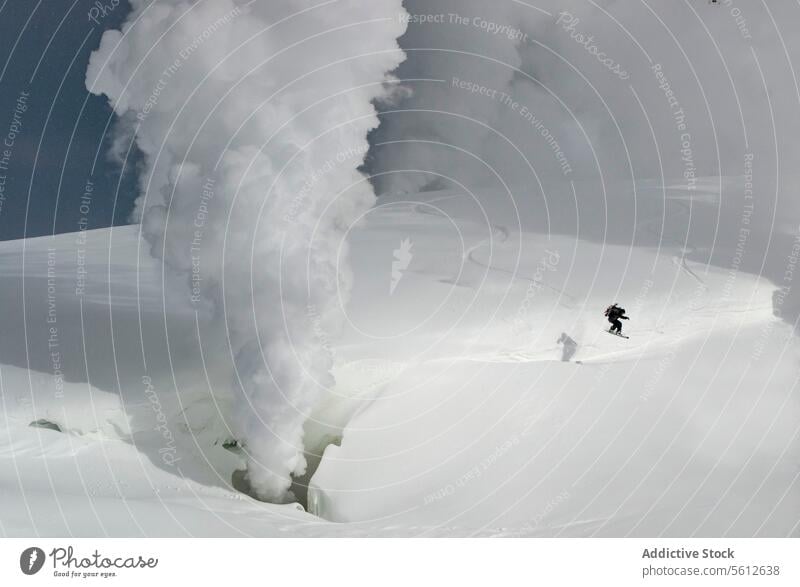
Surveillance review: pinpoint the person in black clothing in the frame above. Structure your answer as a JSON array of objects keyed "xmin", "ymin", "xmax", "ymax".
[{"xmin": 604, "ymin": 303, "xmax": 629, "ymax": 334}]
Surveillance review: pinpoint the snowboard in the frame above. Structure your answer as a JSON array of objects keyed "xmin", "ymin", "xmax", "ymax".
[{"xmin": 605, "ymin": 330, "xmax": 629, "ymax": 339}]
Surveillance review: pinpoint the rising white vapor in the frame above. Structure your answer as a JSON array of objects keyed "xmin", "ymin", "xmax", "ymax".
[
  {"xmin": 86, "ymin": 0, "xmax": 406, "ymax": 501},
  {"xmin": 375, "ymin": 0, "xmax": 797, "ymax": 188},
  {"xmin": 371, "ymin": 0, "xmax": 800, "ymax": 322}
]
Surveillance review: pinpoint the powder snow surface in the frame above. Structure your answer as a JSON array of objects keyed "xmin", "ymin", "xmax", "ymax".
[{"xmin": 0, "ymin": 187, "xmax": 797, "ymax": 536}]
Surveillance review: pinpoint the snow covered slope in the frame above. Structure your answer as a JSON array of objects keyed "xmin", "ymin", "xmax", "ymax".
[{"xmin": 0, "ymin": 187, "xmax": 797, "ymax": 536}]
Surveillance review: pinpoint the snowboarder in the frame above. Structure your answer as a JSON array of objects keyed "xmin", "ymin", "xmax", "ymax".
[{"xmin": 604, "ymin": 303, "xmax": 629, "ymax": 335}]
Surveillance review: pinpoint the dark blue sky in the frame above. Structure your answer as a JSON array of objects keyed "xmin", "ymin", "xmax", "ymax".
[{"xmin": 0, "ymin": 0, "xmax": 137, "ymax": 240}]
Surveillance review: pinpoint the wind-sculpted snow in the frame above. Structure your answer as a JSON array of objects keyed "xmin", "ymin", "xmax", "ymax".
[
  {"xmin": 85, "ymin": 0, "xmax": 407, "ymax": 501},
  {"xmin": 308, "ymin": 191, "xmax": 800, "ymax": 535}
]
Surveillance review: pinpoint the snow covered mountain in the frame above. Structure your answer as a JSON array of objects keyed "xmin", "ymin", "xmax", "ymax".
[{"xmin": 1, "ymin": 185, "xmax": 797, "ymax": 536}]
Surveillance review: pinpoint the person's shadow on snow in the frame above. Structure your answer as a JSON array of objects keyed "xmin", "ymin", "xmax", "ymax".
[{"xmin": 557, "ymin": 332, "xmax": 578, "ymax": 362}]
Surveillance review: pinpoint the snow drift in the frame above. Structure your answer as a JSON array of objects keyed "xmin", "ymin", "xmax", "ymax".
[{"xmin": 0, "ymin": 184, "xmax": 797, "ymax": 536}]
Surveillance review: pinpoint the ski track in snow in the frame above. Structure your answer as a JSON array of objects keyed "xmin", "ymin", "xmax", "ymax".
[{"xmin": 414, "ymin": 193, "xmax": 579, "ymax": 306}]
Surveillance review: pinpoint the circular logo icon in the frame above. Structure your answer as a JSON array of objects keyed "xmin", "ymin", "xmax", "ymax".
[{"xmin": 19, "ymin": 547, "xmax": 45, "ymax": 575}]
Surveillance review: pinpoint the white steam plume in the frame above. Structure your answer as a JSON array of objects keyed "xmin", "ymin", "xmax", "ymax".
[
  {"xmin": 373, "ymin": 0, "xmax": 799, "ymax": 203},
  {"xmin": 375, "ymin": 1, "xmax": 799, "ymax": 185},
  {"xmin": 372, "ymin": 0, "xmax": 800, "ymax": 321},
  {"xmin": 86, "ymin": 0, "xmax": 406, "ymax": 501}
]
